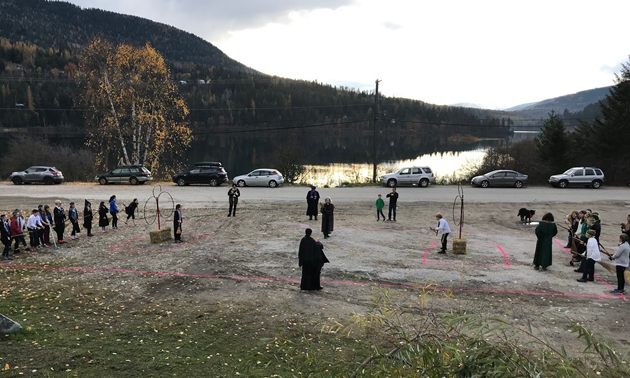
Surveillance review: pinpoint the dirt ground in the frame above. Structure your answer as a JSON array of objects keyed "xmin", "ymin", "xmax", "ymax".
[{"xmin": 1, "ymin": 189, "xmax": 629, "ymax": 359}]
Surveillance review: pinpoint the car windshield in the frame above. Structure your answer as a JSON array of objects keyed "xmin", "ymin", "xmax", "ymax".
[
  {"xmin": 485, "ymin": 170, "xmax": 501, "ymax": 176},
  {"xmin": 562, "ymin": 169, "xmax": 575, "ymax": 175}
]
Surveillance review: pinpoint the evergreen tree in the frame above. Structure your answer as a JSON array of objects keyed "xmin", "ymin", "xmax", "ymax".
[
  {"xmin": 583, "ymin": 56, "xmax": 630, "ymax": 184},
  {"xmin": 535, "ymin": 110, "xmax": 571, "ymax": 172}
]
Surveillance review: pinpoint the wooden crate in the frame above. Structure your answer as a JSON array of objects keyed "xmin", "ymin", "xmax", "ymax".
[{"xmin": 452, "ymin": 238, "xmax": 467, "ymax": 255}]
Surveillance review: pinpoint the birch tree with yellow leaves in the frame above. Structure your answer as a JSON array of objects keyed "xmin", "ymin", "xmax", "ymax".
[{"xmin": 79, "ymin": 38, "xmax": 191, "ymax": 175}]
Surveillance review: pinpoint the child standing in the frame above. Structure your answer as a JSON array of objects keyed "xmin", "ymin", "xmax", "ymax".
[
  {"xmin": 375, "ymin": 194, "xmax": 385, "ymax": 221},
  {"xmin": 68, "ymin": 202, "xmax": 80, "ymax": 240},
  {"xmin": 83, "ymin": 200, "xmax": 94, "ymax": 237},
  {"xmin": 1, "ymin": 214, "xmax": 11, "ymax": 260},
  {"xmin": 99, "ymin": 201, "xmax": 109, "ymax": 233},
  {"xmin": 610, "ymin": 234, "xmax": 630, "ymax": 294},
  {"xmin": 431, "ymin": 213, "xmax": 451, "ymax": 254},
  {"xmin": 174, "ymin": 204, "xmax": 183, "ymax": 242},
  {"xmin": 10, "ymin": 211, "xmax": 26, "ymax": 253},
  {"xmin": 577, "ymin": 229, "xmax": 601, "ymax": 282},
  {"xmin": 109, "ymin": 195, "xmax": 119, "ymax": 229}
]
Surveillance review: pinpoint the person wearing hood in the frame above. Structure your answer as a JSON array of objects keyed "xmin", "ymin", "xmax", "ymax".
[
  {"xmin": 83, "ymin": 200, "xmax": 94, "ymax": 237},
  {"xmin": 306, "ymin": 186, "xmax": 320, "ymax": 221},
  {"xmin": 533, "ymin": 212, "xmax": 558, "ymax": 271}
]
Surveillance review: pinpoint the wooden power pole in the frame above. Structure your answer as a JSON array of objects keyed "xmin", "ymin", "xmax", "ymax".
[{"xmin": 372, "ymin": 79, "xmax": 381, "ymax": 183}]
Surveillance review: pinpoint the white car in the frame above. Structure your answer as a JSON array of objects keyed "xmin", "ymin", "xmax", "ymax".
[
  {"xmin": 233, "ymin": 169, "xmax": 284, "ymax": 188},
  {"xmin": 380, "ymin": 166, "xmax": 435, "ymax": 187}
]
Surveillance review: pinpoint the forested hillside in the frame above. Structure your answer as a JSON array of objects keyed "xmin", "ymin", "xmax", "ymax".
[{"xmin": 0, "ymin": 0, "xmax": 252, "ymax": 72}]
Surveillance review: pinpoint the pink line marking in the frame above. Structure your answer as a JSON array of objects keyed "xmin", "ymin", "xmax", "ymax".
[
  {"xmin": 0, "ymin": 263, "xmax": 622, "ymax": 300},
  {"xmin": 108, "ymin": 234, "xmax": 211, "ymax": 253},
  {"xmin": 422, "ymin": 242, "xmax": 511, "ymax": 267},
  {"xmin": 422, "ymin": 242, "xmax": 437, "ymax": 263},
  {"xmin": 552, "ymin": 238, "xmax": 626, "ymax": 299}
]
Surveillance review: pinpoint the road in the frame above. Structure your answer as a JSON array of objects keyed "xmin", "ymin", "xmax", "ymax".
[{"xmin": 0, "ymin": 183, "xmax": 628, "ymax": 208}]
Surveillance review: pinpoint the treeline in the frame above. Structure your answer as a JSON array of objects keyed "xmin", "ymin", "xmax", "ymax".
[
  {"xmin": 466, "ymin": 57, "xmax": 630, "ymax": 185},
  {"xmin": 0, "ymin": 37, "xmax": 511, "ymax": 140}
]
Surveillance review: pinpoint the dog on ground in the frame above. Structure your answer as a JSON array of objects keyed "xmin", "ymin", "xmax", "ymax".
[{"xmin": 518, "ymin": 208, "xmax": 535, "ymax": 223}]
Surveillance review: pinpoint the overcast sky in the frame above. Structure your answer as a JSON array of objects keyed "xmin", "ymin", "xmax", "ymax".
[{"xmin": 67, "ymin": 0, "xmax": 629, "ymax": 109}]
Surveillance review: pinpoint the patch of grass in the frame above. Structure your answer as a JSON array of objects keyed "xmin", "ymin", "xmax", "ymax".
[{"xmin": 0, "ymin": 268, "xmax": 368, "ymax": 377}]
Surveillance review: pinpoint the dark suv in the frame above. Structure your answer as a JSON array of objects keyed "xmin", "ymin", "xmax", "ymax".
[
  {"xmin": 171, "ymin": 162, "xmax": 229, "ymax": 186},
  {"xmin": 95, "ymin": 165, "xmax": 153, "ymax": 185}
]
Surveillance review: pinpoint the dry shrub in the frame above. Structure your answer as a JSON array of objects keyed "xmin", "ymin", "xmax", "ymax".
[{"xmin": 1, "ymin": 136, "xmax": 96, "ymax": 181}]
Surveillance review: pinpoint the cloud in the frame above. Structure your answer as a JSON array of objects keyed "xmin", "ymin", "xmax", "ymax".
[
  {"xmin": 600, "ymin": 59, "xmax": 626, "ymax": 75},
  {"xmin": 66, "ymin": 0, "xmax": 355, "ymax": 40},
  {"xmin": 382, "ymin": 21, "xmax": 401, "ymax": 31}
]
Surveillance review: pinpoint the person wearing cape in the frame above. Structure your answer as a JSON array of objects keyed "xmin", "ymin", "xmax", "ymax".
[{"xmin": 298, "ymin": 228, "xmax": 329, "ymax": 291}]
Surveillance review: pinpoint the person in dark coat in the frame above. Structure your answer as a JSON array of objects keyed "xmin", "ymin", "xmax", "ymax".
[
  {"xmin": 227, "ymin": 184, "xmax": 240, "ymax": 217},
  {"xmin": 321, "ymin": 197, "xmax": 335, "ymax": 239},
  {"xmin": 386, "ymin": 187, "xmax": 399, "ymax": 221},
  {"xmin": 306, "ymin": 186, "xmax": 320, "ymax": 220},
  {"xmin": 125, "ymin": 198, "xmax": 139, "ymax": 226},
  {"xmin": 174, "ymin": 204, "xmax": 183, "ymax": 242},
  {"xmin": 83, "ymin": 200, "xmax": 94, "ymax": 237},
  {"xmin": 298, "ymin": 228, "xmax": 329, "ymax": 291},
  {"xmin": 98, "ymin": 201, "xmax": 109, "ymax": 233},
  {"xmin": 53, "ymin": 200, "xmax": 67, "ymax": 243},
  {"xmin": 1, "ymin": 214, "xmax": 12, "ymax": 260},
  {"xmin": 533, "ymin": 212, "xmax": 558, "ymax": 270},
  {"xmin": 68, "ymin": 202, "xmax": 80, "ymax": 240}
]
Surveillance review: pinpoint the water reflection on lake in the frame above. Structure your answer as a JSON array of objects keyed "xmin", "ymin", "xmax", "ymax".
[{"xmin": 301, "ymin": 149, "xmax": 487, "ymax": 187}]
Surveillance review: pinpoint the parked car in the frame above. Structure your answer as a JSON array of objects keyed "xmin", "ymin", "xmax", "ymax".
[
  {"xmin": 9, "ymin": 166, "xmax": 64, "ymax": 185},
  {"xmin": 95, "ymin": 165, "xmax": 153, "ymax": 185},
  {"xmin": 471, "ymin": 170, "xmax": 528, "ymax": 188},
  {"xmin": 171, "ymin": 162, "xmax": 229, "ymax": 186},
  {"xmin": 549, "ymin": 167, "xmax": 605, "ymax": 189},
  {"xmin": 233, "ymin": 169, "xmax": 284, "ymax": 188},
  {"xmin": 380, "ymin": 166, "xmax": 435, "ymax": 187}
]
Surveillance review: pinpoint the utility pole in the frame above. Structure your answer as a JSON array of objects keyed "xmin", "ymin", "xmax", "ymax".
[{"xmin": 372, "ymin": 79, "xmax": 381, "ymax": 183}]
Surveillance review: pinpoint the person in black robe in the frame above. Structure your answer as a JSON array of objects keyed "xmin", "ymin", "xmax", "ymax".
[
  {"xmin": 98, "ymin": 201, "xmax": 109, "ymax": 233},
  {"xmin": 306, "ymin": 186, "xmax": 320, "ymax": 220},
  {"xmin": 83, "ymin": 200, "xmax": 94, "ymax": 237},
  {"xmin": 321, "ymin": 197, "xmax": 334, "ymax": 239},
  {"xmin": 298, "ymin": 228, "xmax": 329, "ymax": 290},
  {"xmin": 174, "ymin": 204, "xmax": 183, "ymax": 242},
  {"xmin": 125, "ymin": 198, "xmax": 139, "ymax": 226}
]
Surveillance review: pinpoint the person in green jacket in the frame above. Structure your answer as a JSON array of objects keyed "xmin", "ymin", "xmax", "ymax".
[
  {"xmin": 533, "ymin": 212, "xmax": 558, "ymax": 270},
  {"xmin": 376, "ymin": 194, "xmax": 385, "ymax": 221}
]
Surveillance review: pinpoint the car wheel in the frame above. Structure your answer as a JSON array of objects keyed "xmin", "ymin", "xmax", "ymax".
[
  {"xmin": 99, "ymin": 177, "xmax": 108, "ymax": 185},
  {"xmin": 558, "ymin": 180, "xmax": 568, "ymax": 188},
  {"xmin": 269, "ymin": 180, "xmax": 278, "ymax": 188},
  {"xmin": 209, "ymin": 178, "xmax": 218, "ymax": 187},
  {"xmin": 177, "ymin": 178, "xmax": 186, "ymax": 186},
  {"xmin": 237, "ymin": 180, "xmax": 246, "ymax": 187},
  {"xmin": 12, "ymin": 177, "xmax": 23, "ymax": 185},
  {"xmin": 514, "ymin": 180, "xmax": 523, "ymax": 188},
  {"xmin": 387, "ymin": 179, "xmax": 397, "ymax": 187},
  {"xmin": 480, "ymin": 180, "xmax": 489, "ymax": 188},
  {"xmin": 592, "ymin": 180, "xmax": 602, "ymax": 189},
  {"xmin": 419, "ymin": 178, "xmax": 429, "ymax": 188},
  {"xmin": 130, "ymin": 177, "xmax": 139, "ymax": 185},
  {"xmin": 44, "ymin": 177, "xmax": 53, "ymax": 185}
]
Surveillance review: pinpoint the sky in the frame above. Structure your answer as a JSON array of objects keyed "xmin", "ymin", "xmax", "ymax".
[{"xmin": 66, "ymin": 0, "xmax": 630, "ymax": 109}]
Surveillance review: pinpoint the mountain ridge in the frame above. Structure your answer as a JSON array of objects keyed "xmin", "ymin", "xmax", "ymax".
[{"xmin": 0, "ymin": 0, "xmax": 256, "ymax": 73}]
